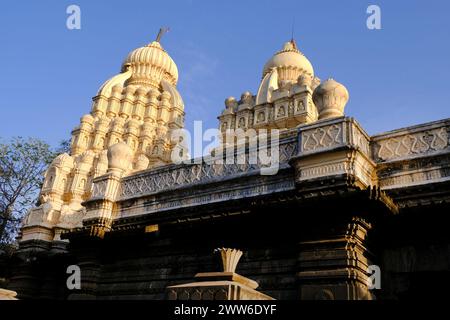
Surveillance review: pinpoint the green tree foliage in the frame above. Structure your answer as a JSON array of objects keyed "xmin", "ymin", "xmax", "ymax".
[{"xmin": 0, "ymin": 137, "xmax": 66, "ymax": 244}]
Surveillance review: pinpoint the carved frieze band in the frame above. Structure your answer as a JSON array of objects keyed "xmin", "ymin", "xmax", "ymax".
[
  {"xmin": 351, "ymin": 125, "xmax": 371, "ymax": 156},
  {"xmin": 379, "ymin": 167, "xmax": 450, "ymax": 189},
  {"xmin": 119, "ymin": 179, "xmax": 295, "ymax": 218},
  {"xmin": 378, "ymin": 153, "xmax": 450, "ymax": 189},
  {"xmin": 300, "ymin": 119, "xmax": 371, "ymax": 159},
  {"xmin": 373, "ymin": 127, "xmax": 448, "ymax": 162},
  {"xmin": 302, "ymin": 123, "xmax": 343, "ymax": 152},
  {"xmin": 92, "ymin": 118, "xmax": 450, "ymax": 206},
  {"xmin": 300, "ymin": 163, "xmax": 347, "ymax": 179},
  {"xmin": 92, "ymin": 179, "xmax": 108, "ymax": 198},
  {"xmin": 118, "ymin": 140, "xmax": 297, "ymax": 200}
]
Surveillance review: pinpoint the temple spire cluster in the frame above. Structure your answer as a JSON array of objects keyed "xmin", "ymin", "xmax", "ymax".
[
  {"xmin": 20, "ymin": 36, "xmax": 349, "ymax": 244},
  {"xmin": 21, "ymin": 34, "xmax": 185, "ymax": 241},
  {"xmin": 218, "ymin": 40, "xmax": 349, "ymax": 139},
  {"xmin": 10, "ymin": 32, "xmax": 450, "ymax": 302}
]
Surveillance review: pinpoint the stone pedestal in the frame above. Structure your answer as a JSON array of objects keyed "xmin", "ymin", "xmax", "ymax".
[{"xmin": 167, "ymin": 272, "xmax": 274, "ymax": 300}]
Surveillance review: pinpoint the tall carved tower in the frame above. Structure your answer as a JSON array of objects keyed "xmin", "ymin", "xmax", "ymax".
[{"xmin": 20, "ymin": 36, "xmax": 185, "ymax": 242}]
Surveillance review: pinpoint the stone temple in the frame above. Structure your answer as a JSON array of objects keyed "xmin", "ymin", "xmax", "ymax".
[{"xmin": 2, "ymin": 35, "xmax": 450, "ymax": 300}]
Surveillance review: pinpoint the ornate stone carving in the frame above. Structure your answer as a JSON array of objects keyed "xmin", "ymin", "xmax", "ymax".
[
  {"xmin": 312, "ymin": 78, "xmax": 349, "ymax": 120},
  {"xmin": 92, "ymin": 179, "xmax": 108, "ymax": 198},
  {"xmin": 220, "ymin": 40, "xmax": 319, "ymax": 135},
  {"xmin": 378, "ymin": 155, "xmax": 450, "ymax": 190},
  {"xmin": 215, "ymin": 248, "xmax": 243, "ymax": 273},
  {"xmin": 119, "ymin": 140, "xmax": 297, "ymax": 199},
  {"xmin": 119, "ymin": 178, "xmax": 295, "ymax": 219},
  {"xmin": 352, "ymin": 125, "xmax": 370, "ymax": 156},
  {"xmin": 374, "ymin": 127, "xmax": 448, "ymax": 161},
  {"xmin": 21, "ymin": 38, "xmax": 186, "ymax": 242},
  {"xmin": 302, "ymin": 124, "xmax": 342, "ymax": 152},
  {"xmin": 293, "ymin": 118, "xmax": 376, "ymax": 188},
  {"xmin": 300, "ymin": 163, "xmax": 347, "ymax": 179}
]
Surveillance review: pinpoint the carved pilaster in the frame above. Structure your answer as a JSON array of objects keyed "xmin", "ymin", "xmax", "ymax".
[{"xmin": 297, "ymin": 217, "xmax": 374, "ymax": 300}]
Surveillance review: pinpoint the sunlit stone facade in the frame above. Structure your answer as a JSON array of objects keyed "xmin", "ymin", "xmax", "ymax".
[
  {"xmin": 20, "ymin": 40, "xmax": 186, "ymax": 242},
  {"xmin": 5, "ymin": 36, "xmax": 450, "ymax": 300}
]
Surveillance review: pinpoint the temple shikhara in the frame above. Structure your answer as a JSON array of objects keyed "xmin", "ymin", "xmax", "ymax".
[{"xmin": 3, "ymin": 33, "xmax": 450, "ymax": 300}]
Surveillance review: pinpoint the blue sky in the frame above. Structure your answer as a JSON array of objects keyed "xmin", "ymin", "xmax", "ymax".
[{"xmin": 0, "ymin": 0, "xmax": 449, "ymax": 150}]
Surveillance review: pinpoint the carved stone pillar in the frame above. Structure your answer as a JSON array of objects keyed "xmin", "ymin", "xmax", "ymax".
[{"xmin": 297, "ymin": 217, "xmax": 374, "ymax": 300}]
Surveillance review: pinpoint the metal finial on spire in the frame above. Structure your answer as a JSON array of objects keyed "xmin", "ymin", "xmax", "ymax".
[
  {"xmin": 290, "ymin": 17, "xmax": 297, "ymax": 50},
  {"xmin": 291, "ymin": 16, "xmax": 295, "ymax": 42},
  {"xmin": 156, "ymin": 27, "xmax": 170, "ymax": 43}
]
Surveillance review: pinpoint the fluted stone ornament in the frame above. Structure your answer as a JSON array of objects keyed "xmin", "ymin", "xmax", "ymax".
[
  {"xmin": 215, "ymin": 248, "xmax": 243, "ymax": 273},
  {"xmin": 107, "ymin": 142, "xmax": 133, "ymax": 173},
  {"xmin": 313, "ymin": 78, "xmax": 349, "ymax": 120},
  {"xmin": 124, "ymin": 41, "xmax": 178, "ymax": 87}
]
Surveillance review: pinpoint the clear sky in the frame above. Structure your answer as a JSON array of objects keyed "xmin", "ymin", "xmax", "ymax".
[{"xmin": 1, "ymin": 0, "xmax": 449, "ymax": 151}]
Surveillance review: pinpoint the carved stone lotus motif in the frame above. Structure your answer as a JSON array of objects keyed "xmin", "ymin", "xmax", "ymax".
[{"xmin": 215, "ymin": 248, "xmax": 243, "ymax": 273}]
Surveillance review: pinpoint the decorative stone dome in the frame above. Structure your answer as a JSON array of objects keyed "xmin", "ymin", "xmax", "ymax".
[
  {"xmin": 225, "ymin": 96, "xmax": 237, "ymax": 108},
  {"xmin": 262, "ymin": 40, "xmax": 314, "ymax": 85},
  {"xmin": 312, "ymin": 78, "xmax": 349, "ymax": 120},
  {"xmin": 240, "ymin": 91, "xmax": 253, "ymax": 104},
  {"xmin": 222, "ymin": 97, "xmax": 237, "ymax": 115},
  {"xmin": 123, "ymin": 41, "xmax": 178, "ymax": 88}
]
